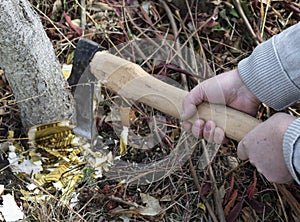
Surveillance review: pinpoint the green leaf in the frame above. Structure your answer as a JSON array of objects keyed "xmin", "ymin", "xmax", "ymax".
[
  {"xmin": 228, "ymin": 7, "xmax": 239, "ymax": 18},
  {"xmin": 211, "ymin": 23, "xmax": 226, "ymax": 31}
]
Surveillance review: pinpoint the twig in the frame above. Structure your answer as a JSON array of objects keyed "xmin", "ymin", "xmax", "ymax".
[
  {"xmin": 165, "ymin": 3, "xmax": 215, "ymax": 81},
  {"xmin": 276, "ymin": 184, "xmax": 300, "ymax": 219},
  {"xmin": 224, "ymin": 160, "xmax": 249, "ymax": 177},
  {"xmin": 189, "ymin": 158, "xmax": 218, "ymax": 222},
  {"xmin": 184, "ymin": 0, "xmax": 216, "ymax": 80},
  {"xmin": 203, "ymin": 141, "xmax": 226, "ymax": 222},
  {"xmin": 80, "ymin": 0, "xmax": 86, "ymax": 30},
  {"xmin": 261, "ymin": 0, "xmax": 271, "ymax": 38},
  {"xmin": 33, "ymin": 6, "xmax": 76, "ymax": 48},
  {"xmin": 23, "ymin": 178, "xmax": 87, "ymax": 221},
  {"xmin": 75, "ymin": 0, "xmax": 99, "ymax": 27},
  {"xmin": 232, "ymin": 0, "xmax": 261, "ymax": 45},
  {"xmin": 159, "ymin": 0, "xmax": 188, "ymax": 91},
  {"xmin": 273, "ymin": 183, "xmax": 288, "ymax": 222},
  {"xmin": 107, "ymin": 195, "xmax": 141, "ymax": 208}
]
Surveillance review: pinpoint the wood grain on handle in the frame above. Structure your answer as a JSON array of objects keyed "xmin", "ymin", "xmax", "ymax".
[{"xmin": 91, "ymin": 51, "xmax": 261, "ymax": 141}]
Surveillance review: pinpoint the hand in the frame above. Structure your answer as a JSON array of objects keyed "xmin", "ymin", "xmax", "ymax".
[
  {"xmin": 238, "ymin": 113, "xmax": 295, "ymax": 183},
  {"xmin": 181, "ymin": 69, "xmax": 260, "ymax": 143}
]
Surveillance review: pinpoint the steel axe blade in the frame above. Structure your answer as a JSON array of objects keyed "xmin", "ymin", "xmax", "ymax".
[{"xmin": 69, "ymin": 39, "xmax": 104, "ymax": 141}]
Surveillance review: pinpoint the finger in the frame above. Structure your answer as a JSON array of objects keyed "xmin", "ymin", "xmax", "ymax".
[
  {"xmin": 181, "ymin": 121, "xmax": 192, "ymax": 132},
  {"xmin": 181, "ymin": 85, "xmax": 205, "ymax": 120},
  {"xmin": 237, "ymin": 139, "xmax": 248, "ymax": 160},
  {"xmin": 213, "ymin": 127, "xmax": 226, "ymax": 144},
  {"xmin": 203, "ymin": 120, "xmax": 216, "ymax": 142},
  {"xmin": 191, "ymin": 119, "xmax": 205, "ymax": 138}
]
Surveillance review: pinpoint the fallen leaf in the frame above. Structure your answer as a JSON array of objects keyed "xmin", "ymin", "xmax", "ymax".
[
  {"xmin": 224, "ymin": 175, "xmax": 235, "ymax": 204},
  {"xmin": 224, "ymin": 189, "xmax": 238, "ymax": 216},
  {"xmin": 245, "ymin": 197, "xmax": 270, "ymax": 214},
  {"xmin": 140, "ymin": 2, "xmax": 153, "ymax": 25},
  {"xmin": 7, "ymin": 130, "xmax": 14, "ymax": 139},
  {"xmin": 226, "ymin": 200, "xmax": 244, "ymax": 222},
  {"xmin": 0, "ymin": 194, "xmax": 24, "ymax": 221},
  {"xmin": 63, "ymin": 12, "xmax": 83, "ymax": 36},
  {"xmin": 246, "ymin": 170, "xmax": 257, "ymax": 200},
  {"xmin": 119, "ymin": 126, "xmax": 129, "ymax": 155},
  {"xmin": 227, "ymin": 156, "xmax": 239, "ymax": 169},
  {"xmin": 137, "ymin": 193, "xmax": 162, "ymax": 216},
  {"xmin": 200, "ymin": 182, "xmax": 211, "ymax": 196},
  {"xmin": 50, "ymin": 0, "xmax": 62, "ymax": 20},
  {"xmin": 0, "ymin": 185, "xmax": 4, "ymax": 195},
  {"xmin": 62, "ymin": 64, "xmax": 72, "ymax": 79},
  {"xmin": 197, "ymin": 202, "xmax": 206, "ymax": 213}
]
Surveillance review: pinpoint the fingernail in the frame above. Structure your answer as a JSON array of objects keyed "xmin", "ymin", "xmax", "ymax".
[{"xmin": 205, "ymin": 123, "xmax": 211, "ymax": 131}]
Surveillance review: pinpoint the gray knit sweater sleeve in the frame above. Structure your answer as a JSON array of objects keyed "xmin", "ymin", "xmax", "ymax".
[{"xmin": 238, "ymin": 23, "xmax": 300, "ymax": 184}]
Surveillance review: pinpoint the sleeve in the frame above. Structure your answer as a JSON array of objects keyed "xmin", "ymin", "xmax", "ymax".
[
  {"xmin": 237, "ymin": 23, "xmax": 300, "ymax": 184},
  {"xmin": 238, "ymin": 22, "xmax": 300, "ymax": 110},
  {"xmin": 283, "ymin": 118, "xmax": 300, "ymax": 184}
]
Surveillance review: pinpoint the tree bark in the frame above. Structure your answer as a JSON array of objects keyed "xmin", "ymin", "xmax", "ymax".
[{"xmin": 0, "ymin": 0, "xmax": 75, "ymax": 130}]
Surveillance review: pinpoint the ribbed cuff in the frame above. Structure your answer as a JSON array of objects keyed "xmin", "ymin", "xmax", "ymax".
[
  {"xmin": 238, "ymin": 37, "xmax": 300, "ymax": 110},
  {"xmin": 283, "ymin": 118, "xmax": 300, "ymax": 184}
]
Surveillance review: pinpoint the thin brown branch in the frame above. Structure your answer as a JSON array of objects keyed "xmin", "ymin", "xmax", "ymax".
[
  {"xmin": 202, "ymin": 141, "xmax": 226, "ymax": 222},
  {"xmin": 28, "ymin": 179, "xmax": 87, "ymax": 222},
  {"xmin": 159, "ymin": 0, "xmax": 189, "ymax": 90},
  {"xmin": 233, "ymin": 0, "xmax": 261, "ymax": 45},
  {"xmin": 276, "ymin": 184, "xmax": 300, "ymax": 219},
  {"xmin": 189, "ymin": 158, "xmax": 219, "ymax": 222}
]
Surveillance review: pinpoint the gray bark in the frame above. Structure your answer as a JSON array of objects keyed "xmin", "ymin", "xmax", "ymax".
[{"xmin": 0, "ymin": 0, "xmax": 75, "ymax": 130}]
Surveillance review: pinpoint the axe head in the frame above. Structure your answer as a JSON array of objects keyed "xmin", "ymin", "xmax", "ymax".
[{"xmin": 69, "ymin": 39, "xmax": 104, "ymax": 141}]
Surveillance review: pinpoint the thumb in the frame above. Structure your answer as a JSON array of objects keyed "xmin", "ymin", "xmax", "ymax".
[
  {"xmin": 181, "ymin": 85, "xmax": 205, "ymax": 120},
  {"xmin": 237, "ymin": 139, "xmax": 249, "ymax": 160}
]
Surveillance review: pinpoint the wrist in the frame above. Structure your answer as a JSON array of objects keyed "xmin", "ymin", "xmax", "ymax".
[{"xmin": 235, "ymin": 69, "xmax": 261, "ymax": 105}]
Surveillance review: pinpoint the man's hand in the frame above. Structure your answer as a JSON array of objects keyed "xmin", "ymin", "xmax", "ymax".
[
  {"xmin": 181, "ymin": 69, "xmax": 294, "ymax": 183},
  {"xmin": 181, "ymin": 69, "xmax": 260, "ymax": 143},
  {"xmin": 238, "ymin": 113, "xmax": 295, "ymax": 183}
]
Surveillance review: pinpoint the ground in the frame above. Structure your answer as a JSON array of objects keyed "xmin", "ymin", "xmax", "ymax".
[{"xmin": 0, "ymin": 0, "xmax": 300, "ymax": 221}]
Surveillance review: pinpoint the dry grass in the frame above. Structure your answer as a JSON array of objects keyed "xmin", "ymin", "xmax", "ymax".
[{"xmin": 0, "ymin": 0, "xmax": 300, "ymax": 221}]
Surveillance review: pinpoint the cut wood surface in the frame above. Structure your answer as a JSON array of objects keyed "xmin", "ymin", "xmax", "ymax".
[{"xmin": 91, "ymin": 51, "xmax": 261, "ymax": 141}]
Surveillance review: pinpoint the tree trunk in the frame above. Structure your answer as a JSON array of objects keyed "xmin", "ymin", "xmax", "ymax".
[{"xmin": 0, "ymin": 0, "xmax": 75, "ymax": 130}]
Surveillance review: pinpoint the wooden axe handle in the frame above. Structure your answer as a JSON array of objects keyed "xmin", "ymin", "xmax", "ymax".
[{"xmin": 91, "ymin": 51, "xmax": 261, "ymax": 141}]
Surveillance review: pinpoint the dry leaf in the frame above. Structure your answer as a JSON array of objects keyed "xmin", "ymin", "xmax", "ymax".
[
  {"xmin": 224, "ymin": 175, "xmax": 235, "ymax": 204},
  {"xmin": 0, "ymin": 194, "xmax": 24, "ymax": 221},
  {"xmin": 63, "ymin": 12, "xmax": 82, "ymax": 36},
  {"xmin": 119, "ymin": 126, "xmax": 129, "ymax": 155},
  {"xmin": 224, "ymin": 189, "xmax": 238, "ymax": 216},
  {"xmin": 50, "ymin": 0, "xmax": 62, "ymax": 20},
  {"xmin": 197, "ymin": 202, "xmax": 206, "ymax": 213},
  {"xmin": 246, "ymin": 170, "xmax": 257, "ymax": 199},
  {"xmin": 137, "ymin": 193, "xmax": 162, "ymax": 216},
  {"xmin": 226, "ymin": 200, "xmax": 244, "ymax": 222},
  {"xmin": 0, "ymin": 185, "xmax": 4, "ymax": 195},
  {"xmin": 227, "ymin": 156, "xmax": 239, "ymax": 169},
  {"xmin": 62, "ymin": 64, "xmax": 72, "ymax": 79}
]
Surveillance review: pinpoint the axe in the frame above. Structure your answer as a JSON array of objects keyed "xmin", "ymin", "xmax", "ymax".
[
  {"xmin": 69, "ymin": 39, "xmax": 260, "ymax": 142},
  {"xmin": 68, "ymin": 39, "xmax": 261, "ymax": 184}
]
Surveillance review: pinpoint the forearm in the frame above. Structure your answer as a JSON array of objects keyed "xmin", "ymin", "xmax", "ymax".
[
  {"xmin": 237, "ymin": 23, "xmax": 300, "ymax": 184},
  {"xmin": 238, "ymin": 22, "xmax": 300, "ymax": 110},
  {"xmin": 283, "ymin": 118, "xmax": 300, "ymax": 184}
]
